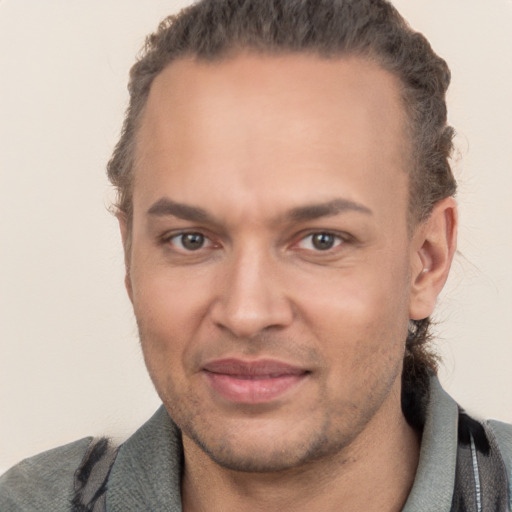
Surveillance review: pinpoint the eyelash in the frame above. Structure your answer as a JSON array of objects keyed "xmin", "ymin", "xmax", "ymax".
[
  {"xmin": 162, "ymin": 232, "xmax": 216, "ymax": 252},
  {"xmin": 294, "ymin": 232, "xmax": 345, "ymax": 252},
  {"xmin": 161, "ymin": 230, "xmax": 349, "ymax": 254}
]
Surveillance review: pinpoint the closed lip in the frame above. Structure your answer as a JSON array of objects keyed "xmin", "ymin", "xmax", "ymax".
[
  {"xmin": 201, "ymin": 358, "xmax": 309, "ymax": 404},
  {"xmin": 201, "ymin": 358, "xmax": 309, "ymax": 378}
]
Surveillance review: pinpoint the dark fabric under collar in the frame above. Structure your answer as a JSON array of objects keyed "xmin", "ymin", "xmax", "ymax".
[{"xmin": 98, "ymin": 377, "xmax": 510, "ymax": 512}]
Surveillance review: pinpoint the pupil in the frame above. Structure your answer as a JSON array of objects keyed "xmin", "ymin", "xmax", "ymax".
[
  {"xmin": 312, "ymin": 233, "xmax": 334, "ymax": 250},
  {"xmin": 182, "ymin": 233, "xmax": 204, "ymax": 250}
]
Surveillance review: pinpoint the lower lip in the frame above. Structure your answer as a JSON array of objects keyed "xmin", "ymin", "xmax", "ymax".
[{"xmin": 204, "ymin": 372, "xmax": 306, "ymax": 404}]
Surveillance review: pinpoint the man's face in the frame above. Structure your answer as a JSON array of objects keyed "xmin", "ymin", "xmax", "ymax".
[{"xmin": 126, "ymin": 53, "xmax": 417, "ymax": 472}]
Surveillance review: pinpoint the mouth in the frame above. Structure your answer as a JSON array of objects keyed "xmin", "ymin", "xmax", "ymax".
[{"xmin": 201, "ymin": 358, "xmax": 309, "ymax": 404}]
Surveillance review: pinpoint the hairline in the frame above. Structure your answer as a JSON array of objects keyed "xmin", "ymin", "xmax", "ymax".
[{"xmin": 119, "ymin": 48, "xmax": 424, "ymax": 252}]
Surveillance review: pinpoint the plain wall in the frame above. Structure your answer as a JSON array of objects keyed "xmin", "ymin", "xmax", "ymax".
[{"xmin": 1, "ymin": 0, "xmax": 511, "ymax": 474}]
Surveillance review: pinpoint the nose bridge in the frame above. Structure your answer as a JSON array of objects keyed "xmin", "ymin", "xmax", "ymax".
[{"xmin": 211, "ymin": 240, "xmax": 293, "ymax": 337}]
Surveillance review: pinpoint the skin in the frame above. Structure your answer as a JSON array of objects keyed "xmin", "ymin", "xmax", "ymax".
[{"xmin": 120, "ymin": 53, "xmax": 457, "ymax": 511}]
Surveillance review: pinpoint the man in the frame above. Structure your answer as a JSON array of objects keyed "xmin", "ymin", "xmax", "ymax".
[{"xmin": 1, "ymin": 0, "xmax": 511, "ymax": 510}]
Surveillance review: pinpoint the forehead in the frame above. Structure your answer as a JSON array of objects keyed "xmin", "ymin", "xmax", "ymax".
[{"xmin": 133, "ymin": 53, "xmax": 409, "ymax": 224}]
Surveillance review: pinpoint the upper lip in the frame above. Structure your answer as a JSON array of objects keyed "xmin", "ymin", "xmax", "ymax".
[{"xmin": 202, "ymin": 358, "xmax": 308, "ymax": 378}]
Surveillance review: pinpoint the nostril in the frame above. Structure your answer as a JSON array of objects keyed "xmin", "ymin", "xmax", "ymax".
[
  {"xmin": 209, "ymin": 294, "xmax": 294, "ymax": 339},
  {"xmin": 208, "ymin": 253, "xmax": 295, "ymax": 337}
]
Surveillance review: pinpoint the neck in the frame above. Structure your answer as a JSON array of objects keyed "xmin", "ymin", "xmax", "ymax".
[{"xmin": 182, "ymin": 389, "xmax": 420, "ymax": 512}]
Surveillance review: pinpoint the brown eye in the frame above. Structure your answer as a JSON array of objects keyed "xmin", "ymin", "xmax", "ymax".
[
  {"xmin": 311, "ymin": 233, "xmax": 336, "ymax": 250},
  {"xmin": 175, "ymin": 232, "xmax": 206, "ymax": 251},
  {"xmin": 297, "ymin": 232, "xmax": 343, "ymax": 251}
]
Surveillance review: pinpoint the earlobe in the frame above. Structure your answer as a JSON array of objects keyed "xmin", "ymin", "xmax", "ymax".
[
  {"xmin": 117, "ymin": 213, "xmax": 134, "ymax": 304},
  {"xmin": 124, "ymin": 272, "xmax": 134, "ymax": 304},
  {"xmin": 409, "ymin": 197, "xmax": 458, "ymax": 320}
]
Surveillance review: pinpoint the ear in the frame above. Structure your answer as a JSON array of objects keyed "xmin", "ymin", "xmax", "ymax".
[
  {"xmin": 409, "ymin": 197, "xmax": 458, "ymax": 320},
  {"xmin": 117, "ymin": 213, "xmax": 134, "ymax": 304}
]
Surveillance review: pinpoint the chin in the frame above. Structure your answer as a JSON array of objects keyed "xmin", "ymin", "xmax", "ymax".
[
  {"xmin": 189, "ymin": 435, "xmax": 328, "ymax": 473},
  {"xmin": 179, "ymin": 411, "xmax": 359, "ymax": 474}
]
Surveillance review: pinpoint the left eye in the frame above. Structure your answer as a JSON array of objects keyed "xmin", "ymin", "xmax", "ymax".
[
  {"xmin": 170, "ymin": 232, "xmax": 209, "ymax": 251},
  {"xmin": 297, "ymin": 232, "xmax": 344, "ymax": 251}
]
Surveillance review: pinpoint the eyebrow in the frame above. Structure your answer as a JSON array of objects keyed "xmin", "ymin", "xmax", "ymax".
[
  {"xmin": 147, "ymin": 198, "xmax": 214, "ymax": 223},
  {"xmin": 146, "ymin": 197, "xmax": 373, "ymax": 224},
  {"xmin": 285, "ymin": 198, "xmax": 373, "ymax": 222}
]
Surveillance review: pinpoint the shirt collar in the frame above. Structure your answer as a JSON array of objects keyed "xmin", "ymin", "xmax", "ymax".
[{"xmin": 107, "ymin": 376, "xmax": 458, "ymax": 512}]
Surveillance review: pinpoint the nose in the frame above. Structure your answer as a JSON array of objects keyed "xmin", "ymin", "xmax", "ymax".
[{"xmin": 210, "ymin": 247, "xmax": 294, "ymax": 339}]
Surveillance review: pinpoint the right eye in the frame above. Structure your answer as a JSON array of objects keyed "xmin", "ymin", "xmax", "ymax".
[
  {"xmin": 295, "ymin": 232, "xmax": 345, "ymax": 252},
  {"xmin": 168, "ymin": 232, "xmax": 210, "ymax": 251}
]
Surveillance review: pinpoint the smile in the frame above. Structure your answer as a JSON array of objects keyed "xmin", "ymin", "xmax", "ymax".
[{"xmin": 202, "ymin": 358, "xmax": 309, "ymax": 404}]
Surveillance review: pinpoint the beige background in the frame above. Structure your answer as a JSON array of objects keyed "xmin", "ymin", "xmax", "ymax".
[{"xmin": 0, "ymin": 0, "xmax": 511, "ymax": 474}]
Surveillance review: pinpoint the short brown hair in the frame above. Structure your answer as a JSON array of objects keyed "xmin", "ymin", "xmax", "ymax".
[{"xmin": 108, "ymin": 0, "xmax": 457, "ymax": 419}]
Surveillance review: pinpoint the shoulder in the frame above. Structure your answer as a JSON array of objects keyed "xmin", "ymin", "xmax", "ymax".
[
  {"xmin": 487, "ymin": 419, "xmax": 512, "ymax": 476},
  {"xmin": 0, "ymin": 437, "xmax": 93, "ymax": 512},
  {"xmin": 487, "ymin": 420, "xmax": 512, "ymax": 502}
]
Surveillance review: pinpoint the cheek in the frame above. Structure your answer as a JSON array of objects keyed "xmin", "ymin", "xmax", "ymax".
[
  {"xmin": 129, "ymin": 264, "xmax": 213, "ymax": 377},
  {"xmin": 303, "ymin": 261, "xmax": 409, "ymax": 321},
  {"xmin": 131, "ymin": 249, "xmax": 212, "ymax": 325},
  {"xmin": 297, "ymin": 260, "xmax": 410, "ymax": 360}
]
